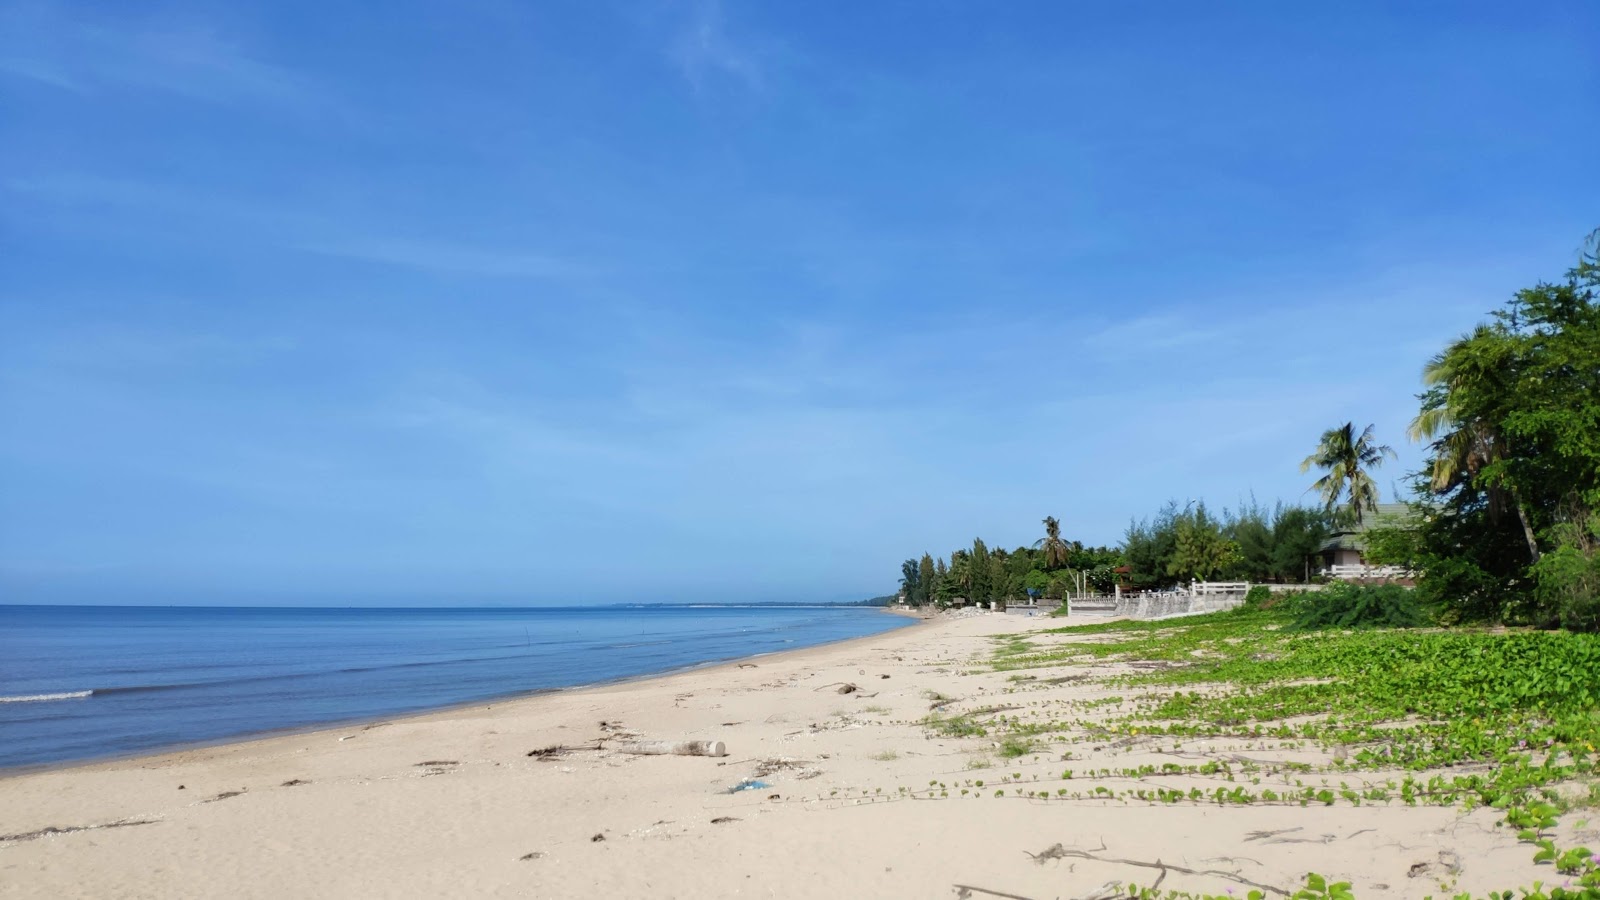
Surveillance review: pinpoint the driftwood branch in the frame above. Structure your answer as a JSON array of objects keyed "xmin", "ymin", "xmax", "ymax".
[
  {"xmin": 953, "ymin": 884, "xmax": 1037, "ymax": 900},
  {"xmin": 1026, "ymin": 841, "xmax": 1291, "ymax": 897}
]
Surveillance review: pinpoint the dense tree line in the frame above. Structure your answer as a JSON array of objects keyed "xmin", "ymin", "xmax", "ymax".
[
  {"xmin": 899, "ymin": 520, "xmax": 1120, "ymax": 609},
  {"xmin": 1123, "ymin": 500, "xmax": 1333, "ymax": 590},
  {"xmin": 897, "ymin": 504, "xmax": 1327, "ymax": 607}
]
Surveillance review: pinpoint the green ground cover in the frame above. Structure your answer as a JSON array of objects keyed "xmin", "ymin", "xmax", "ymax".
[{"xmin": 970, "ymin": 606, "xmax": 1600, "ymax": 898}]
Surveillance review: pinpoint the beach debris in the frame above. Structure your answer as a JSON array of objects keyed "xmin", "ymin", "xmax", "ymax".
[
  {"xmin": 748, "ymin": 757, "xmax": 822, "ymax": 780},
  {"xmin": 617, "ymin": 739, "xmax": 727, "ymax": 758},
  {"xmin": 519, "ymin": 851, "xmax": 545, "ymax": 861},
  {"xmin": 415, "ymin": 760, "xmax": 458, "ymax": 767},
  {"xmin": 710, "ymin": 816, "xmax": 739, "ymax": 824},
  {"xmin": 281, "ymin": 779, "xmax": 310, "ymax": 787},
  {"xmin": 1408, "ymin": 850, "xmax": 1462, "ymax": 878},
  {"xmin": 751, "ymin": 757, "xmax": 808, "ymax": 777},
  {"xmin": 204, "ymin": 790, "xmax": 245, "ymax": 803},
  {"xmin": 1020, "ymin": 840, "xmax": 1288, "ymax": 896},
  {"xmin": 880, "ymin": 674, "xmax": 891, "ymax": 679},
  {"xmin": 527, "ymin": 743, "xmax": 600, "ymax": 759},
  {"xmin": 1026, "ymin": 843, "xmax": 1073, "ymax": 865},
  {"xmin": 726, "ymin": 778, "xmax": 771, "ymax": 793},
  {"xmin": 177, "ymin": 785, "xmax": 185, "ymax": 790},
  {"xmin": 1244, "ymin": 826, "xmax": 1338, "ymax": 845},
  {"xmin": 0, "ymin": 818, "xmax": 159, "ymax": 845},
  {"xmin": 954, "ymin": 884, "xmax": 1038, "ymax": 900},
  {"xmin": 837, "ymin": 684, "xmax": 858, "ymax": 694},
  {"xmin": 599, "ymin": 720, "xmax": 641, "ymax": 739},
  {"xmin": 1241, "ymin": 826, "xmax": 1305, "ymax": 839},
  {"xmin": 737, "ymin": 663, "xmax": 758, "ymax": 668},
  {"xmin": 591, "ymin": 833, "xmax": 606, "ymax": 842}
]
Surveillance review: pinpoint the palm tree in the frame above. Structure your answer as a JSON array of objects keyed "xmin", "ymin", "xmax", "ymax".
[
  {"xmin": 1408, "ymin": 329, "xmax": 1540, "ymax": 561},
  {"xmin": 1034, "ymin": 516, "xmax": 1070, "ymax": 569},
  {"xmin": 1300, "ymin": 422, "xmax": 1396, "ymax": 526}
]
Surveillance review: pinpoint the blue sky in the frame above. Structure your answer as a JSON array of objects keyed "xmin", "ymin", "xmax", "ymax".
[{"xmin": 2, "ymin": 1, "xmax": 1596, "ymax": 605}]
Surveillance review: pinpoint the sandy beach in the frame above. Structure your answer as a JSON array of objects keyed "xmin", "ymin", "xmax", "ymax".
[{"xmin": 0, "ymin": 610, "xmax": 1561, "ymax": 899}]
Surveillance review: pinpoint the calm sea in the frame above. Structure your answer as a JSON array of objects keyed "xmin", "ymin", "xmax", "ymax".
[{"xmin": 0, "ymin": 604, "xmax": 909, "ymax": 770}]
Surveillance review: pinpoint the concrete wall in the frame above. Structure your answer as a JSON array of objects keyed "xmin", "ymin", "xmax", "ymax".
[{"xmin": 1110, "ymin": 591, "xmax": 1249, "ymax": 619}]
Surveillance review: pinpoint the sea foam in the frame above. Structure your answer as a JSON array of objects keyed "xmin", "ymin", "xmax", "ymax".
[{"xmin": 0, "ymin": 690, "xmax": 93, "ymax": 703}]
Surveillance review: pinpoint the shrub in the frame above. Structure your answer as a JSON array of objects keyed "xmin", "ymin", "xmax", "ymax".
[
  {"xmin": 1230, "ymin": 586, "xmax": 1310, "ymax": 618},
  {"xmin": 1291, "ymin": 582, "xmax": 1433, "ymax": 631},
  {"xmin": 1241, "ymin": 585, "xmax": 1272, "ymax": 610},
  {"xmin": 1532, "ymin": 515, "xmax": 1600, "ymax": 632}
]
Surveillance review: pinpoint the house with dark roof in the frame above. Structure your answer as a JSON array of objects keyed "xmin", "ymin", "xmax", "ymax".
[{"xmin": 1317, "ymin": 502, "xmax": 1416, "ymax": 581}]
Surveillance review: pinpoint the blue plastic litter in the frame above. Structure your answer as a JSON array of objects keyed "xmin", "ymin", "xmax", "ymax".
[{"xmin": 727, "ymin": 779, "xmax": 771, "ymax": 793}]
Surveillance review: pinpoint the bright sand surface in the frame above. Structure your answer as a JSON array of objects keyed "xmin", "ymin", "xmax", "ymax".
[{"xmin": 0, "ymin": 611, "xmax": 1565, "ymax": 899}]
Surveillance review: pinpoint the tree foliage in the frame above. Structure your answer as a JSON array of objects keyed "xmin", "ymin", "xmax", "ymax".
[
  {"xmin": 1124, "ymin": 500, "xmax": 1329, "ymax": 589},
  {"xmin": 1401, "ymin": 239, "xmax": 1600, "ymax": 628},
  {"xmin": 893, "ymin": 520, "xmax": 1119, "ymax": 607},
  {"xmin": 1034, "ymin": 516, "xmax": 1070, "ymax": 569},
  {"xmin": 1300, "ymin": 422, "xmax": 1395, "ymax": 526}
]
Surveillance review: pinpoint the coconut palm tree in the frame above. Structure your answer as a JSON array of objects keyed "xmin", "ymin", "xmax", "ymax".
[
  {"xmin": 1034, "ymin": 516, "xmax": 1070, "ymax": 569},
  {"xmin": 1300, "ymin": 422, "xmax": 1396, "ymax": 526},
  {"xmin": 1408, "ymin": 328, "xmax": 1540, "ymax": 561}
]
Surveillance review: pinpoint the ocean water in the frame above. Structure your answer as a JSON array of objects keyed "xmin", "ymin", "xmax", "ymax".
[{"xmin": 0, "ymin": 604, "xmax": 910, "ymax": 770}]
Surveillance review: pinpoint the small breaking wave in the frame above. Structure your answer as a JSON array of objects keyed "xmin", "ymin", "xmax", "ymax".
[{"xmin": 0, "ymin": 690, "xmax": 93, "ymax": 703}]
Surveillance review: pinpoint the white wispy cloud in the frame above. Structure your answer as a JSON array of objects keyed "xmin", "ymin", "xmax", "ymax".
[
  {"xmin": 0, "ymin": 1, "xmax": 312, "ymax": 106},
  {"xmin": 302, "ymin": 238, "xmax": 584, "ymax": 280},
  {"xmin": 668, "ymin": 0, "xmax": 764, "ymax": 93},
  {"xmin": 30, "ymin": 327, "xmax": 298, "ymax": 370},
  {"xmin": 7, "ymin": 174, "xmax": 583, "ymax": 282}
]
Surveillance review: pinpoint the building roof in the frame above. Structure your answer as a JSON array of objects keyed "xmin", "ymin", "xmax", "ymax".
[{"xmin": 1319, "ymin": 503, "xmax": 1416, "ymax": 553}]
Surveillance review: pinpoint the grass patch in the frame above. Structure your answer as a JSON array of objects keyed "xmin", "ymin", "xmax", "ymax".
[
  {"xmin": 997, "ymin": 737, "xmax": 1038, "ymax": 758},
  {"xmin": 925, "ymin": 712, "xmax": 987, "ymax": 738},
  {"xmin": 869, "ymin": 750, "xmax": 898, "ymax": 762}
]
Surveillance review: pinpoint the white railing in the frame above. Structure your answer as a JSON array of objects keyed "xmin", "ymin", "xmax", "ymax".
[
  {"xmin": 1192, "ymin": 581, "xmax": 1250, "ymax": 596},
  {"xmin": 1321, "ymin": 564, "xmax": 1410, "ymax": 579}
]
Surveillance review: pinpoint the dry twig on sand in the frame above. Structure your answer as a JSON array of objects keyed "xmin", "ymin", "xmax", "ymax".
[
  {"xmin": 1024, "ymin": 840, "xmax": 1290, "ymax": 897},
  {"xmin": 953, "ymin": 884, "xmax": 1037, "ymax": 900},
  {"xmin": 526, "ymin": 743, "xmax": 602, "ymax": 759}
]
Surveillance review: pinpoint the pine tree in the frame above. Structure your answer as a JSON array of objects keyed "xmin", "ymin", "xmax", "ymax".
[
  {"xmin": 933, "ymin": 557, "xmax": 950, "ymax": 606},
  {"xmin": 917, "ymin": 554, "xmax": 935, "ymax": 606},
  {"xmin": 970, "ymin": 538, "xmax": 992, "ymax": 606},
  {"xmin": 899, "ymin": 558, "xmax": 920, "ymax": 603}
]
